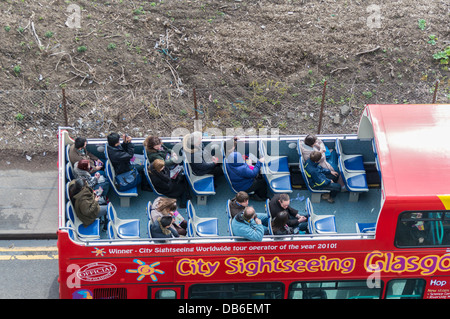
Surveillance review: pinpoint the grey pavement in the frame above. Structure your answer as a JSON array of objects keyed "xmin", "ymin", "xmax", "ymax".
[{"xmin": 0, "ymin": 169, "xmax": 58, "ymax": 239}]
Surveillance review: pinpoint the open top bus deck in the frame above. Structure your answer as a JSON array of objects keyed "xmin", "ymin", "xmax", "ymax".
[{"xmin": 57, "ymin": 104, "xmax": 450, "ymax": 299}]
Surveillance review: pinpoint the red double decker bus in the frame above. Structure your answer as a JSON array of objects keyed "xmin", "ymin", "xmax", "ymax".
[{"xmin": 57, "ymin": 104, "xmax": 450, "ymax": 300}]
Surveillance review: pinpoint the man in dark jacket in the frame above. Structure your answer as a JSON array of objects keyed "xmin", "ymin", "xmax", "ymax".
[
  {"xmin": 228, "ymin": 191, "xmax": 249, "ymax": 218},
  {"xmin": 107, "ymin": 133, "xmax": 136, "ymax": 175},
  {"xmin": 269, "ymin": 193, "xmax": 308, "ymax": 231},
  {"xmin": 304, "ymin": 151, "xmax": 341, "ymax": 203}
]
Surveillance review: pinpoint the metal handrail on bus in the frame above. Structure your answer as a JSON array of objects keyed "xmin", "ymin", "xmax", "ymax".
[{"xmin": 59, "ymin": 227, "xmax": 375, "ymax": 246}]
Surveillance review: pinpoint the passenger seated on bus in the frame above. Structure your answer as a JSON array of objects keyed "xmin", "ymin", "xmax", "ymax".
[
  {"xmin": 150, "ymin": 197, "xmax": 187, "ymax": 236},
  {"xmin": 74, "ymin": 159, "xmax": 110, "ymax": 196},
  {"xmin": 231, "ymin": 206, "xmax": 269, "ymax": 241},
  {"xmin": 299, "ymin": 134, "xmax": 338, "ymax": 173},
  {"xmin": 68, "ymin": 178, "xmax": 107, "ymax": 229},
  {"xmin": 304, "ymin": 151, "xmax": 341, "ymax": 203},
  {"xmin": 269, "ymin": 194, "xmax": 308, "ymax": 232},
  {"xmin": 395, "ymin": 212, "xmax": 430, "ymax": 246},
  {"xmin": 151, "ymin": 215, "xmax": 180, "ymax": 239},
  {"xmin": 225, "ymin": 148, "xmax": 267, "ymax": 201},
  {"xmin": 148, "ymin": 159, "xmax": 191, "ymax": 208},
  {"xmin": 107, "ymin": 133, "xmax": 142, "ymax": 174},
  {"xmin": 271, "ymin": 210, "xmax": 294, "ymax": 235},
  {"xmin": 144, "ymin": 135, "xmax": 179, "ymax": 167},
  {"xmin": 229, "ymin": 191, "xmax": 250, "ymax": 218},
  {"xmin": 69, "ymin": 137, "xmax": 103, "ymax": 174},
  {"xmin": 182, "ymin": 131, "xmax": 223, "ymax": 178}
]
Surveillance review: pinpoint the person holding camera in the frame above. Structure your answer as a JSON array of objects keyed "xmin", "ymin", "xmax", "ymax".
[{"xmin": 231, "ymin": 206, "xmax": 269, "ymax": 241}]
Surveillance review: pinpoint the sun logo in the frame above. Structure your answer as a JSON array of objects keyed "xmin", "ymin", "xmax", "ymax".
[
  {"xmin": 91, "ymin": 247, "xmax": 105, "ymax": 257},
  {"xmin": 126, "ymin": 259, "xmax": 165, "ymax": 282}
]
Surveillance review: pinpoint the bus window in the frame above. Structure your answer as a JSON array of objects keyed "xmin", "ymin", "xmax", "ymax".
[
  {"xmin": 148, "ymin": 286, "xmax": 184, "ymax": 299},
  {"xmin": 189, "ymin": 283, "xmax": 284, "ymax": 299},
  {"xmin": 395, "ymin": 211, "xmax": 450, "ymax": 247},
  {"xmin": 385, "ymin": 279, "xmax": 425, "ymax": 299},
  {"xmin": 155, "ymin": 290, "xmax": 177, "ymax": 299},
  {"xmin": 288, "ymin": 280, "xmax": 382, "ymax": 299}
]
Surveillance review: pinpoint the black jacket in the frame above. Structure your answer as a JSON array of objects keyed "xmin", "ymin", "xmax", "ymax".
[
  {"xmin": 150, "ymin": 218, "xmax": 179, "ymax": 238},
  {"xmin": 149, "ymin": 165, "xmax": 186, "ymax": 198},
  {"xmin": 268, "ymin": 194, "xmax": 299, "ymax": 219},
  {"xmin": 107, "ymin": 142, "xmax": 135, "ymax": 175}
]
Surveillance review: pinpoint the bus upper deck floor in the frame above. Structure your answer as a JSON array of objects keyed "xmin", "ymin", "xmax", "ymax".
[{"xmin": 60, "ymin": 131, "xmax": 383, "ymax": 244}]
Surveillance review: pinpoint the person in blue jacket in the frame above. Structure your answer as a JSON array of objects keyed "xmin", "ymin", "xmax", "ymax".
[
  {"xmin": 304, "ymin": 151, "xmax": 341, "ymax": 203},
  {"xmin": 225, "ymin": 150, "xmax": 267, "ymax": 201},
  {"xmin": 231, "ymin": 206, "xmax": 268, "ymax": 241}
]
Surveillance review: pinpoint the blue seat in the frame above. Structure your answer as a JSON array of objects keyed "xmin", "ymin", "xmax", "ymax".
[
  {"xmin": 258, "ymin": 140, "xmax": 292, "ymax": 194},
  {"xmin": 66, "ymin": 181, "xmax": 71, "ymax": 200},
  {"xmin": 66, "ymin": 201, "xmax": 100, "ymax": 239},
  {"xmin": 356, "ymin": 222, "xmax": 376, "ymax": 234},
  {"xmin": 297, "ymin": 139, "xmax": 330, "ymax": 203},
  {"xmin": 143, "ymin": 159, "xmax": 165, "ymax": 196},
  {"xmin": 306, "ymin": 198, "xmax": 337, "ymax": 234},
  {"xmin": 186, "ymin": 200, "xmax": 218, "ymax": 237},
  {"xmin": 65, "ymin": 144, "xmax": 71, "ymax": 163},
  {"xmin": 107, "ymin": 203, "xmax": 140, "ymax": 239},
  {"xmin": 261, "ymin": 166, "xmax": 292, "ymax": 194},
  {"xmin": 337, "ymin": 157, "xmax": 369, "ymax": 193},
  {"xmin": 335, "ymin": 138, "xmax": 365, "ymax": 172},
  {"xmin": 226, "ymin": 199, "xmax": 232, "ymax": 219},
  {"xmin": 259, "ymin": 140, "xmax": 290, "ymax": 174},
  {"xmin": 228, "ymin": 218, "xmax": 234, "ymax": 236},
  {"xmin": 226, "ymin": 199, "xmax": 235, "ymax": 236},
  {"xmin": 65, "ymin": 220, "xmax": 79, "ymax": 241},
  {"xmin": 146, "ymin": 200, "xmax": 153, "ymax": 220},
  {"xmin": 182, "ymin": 152, "xmax": 215, "ymax": 197},
  {"xmin": 66, "ymin": 162, "xmax": 74, "ymax": 181},
  {"xmin": 265, "ymin": 199, "xmax": 273, "ymax": 235},
  {"xmin": 104, "ymin": 159, "xmax": 138, "ymax": 207},
  {"xmin": 372, "ymin": 139, "xmax": 381, "ymax": 179},
  {"xmin": 147, "ymin": 219, "xmax": 153, "ymax": 238}
]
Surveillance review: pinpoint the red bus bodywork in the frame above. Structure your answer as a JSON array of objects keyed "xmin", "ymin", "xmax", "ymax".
[{"xmin": 57, "ymin": 104, "xmax": 450, "ymax": 299}]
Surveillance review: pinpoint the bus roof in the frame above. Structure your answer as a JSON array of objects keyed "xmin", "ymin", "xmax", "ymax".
[{"xmin": 366, "ymin": 104, "xmax": 450, "ymax": 207}]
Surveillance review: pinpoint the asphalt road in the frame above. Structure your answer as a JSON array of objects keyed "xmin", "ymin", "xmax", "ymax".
[{"xmin": 0, "ymin": 239, "xmax": 59, "ymax": 299}]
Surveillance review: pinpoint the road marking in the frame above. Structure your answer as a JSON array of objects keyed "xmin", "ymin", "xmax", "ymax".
[
  {"xmin": 0, "ymin": 247, "xmax": 58, "ymax": 260},
  {"xmin": 0, "ymin": 255, "xmax": 58, "ymax": 260},
  {"xmin": 0, "ymin": 247, "xmax": 58, "ymax": 252}
]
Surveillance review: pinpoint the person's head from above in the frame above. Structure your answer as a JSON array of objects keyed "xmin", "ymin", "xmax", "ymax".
[
  {"xmin": 236, "ymin": 191, "xmax": 249, "ymax": 207},
  {"xmin": 74, "ymin": 137, "xmax": 87, "ymax": 150},
  {"xmin": 107, "ymin": 132, "xmax": 121, "ymax": 147},
  {"xmin": 242, "ymin": 206, "xmax": 256, "ymax": 222},
  {"xmin": 304, "ymin": 134, "xmax": 317, "ymax": 147},
  {"xmin": 272, "ymin": 210, "xmax": 289, "ymax": 228},
  {"xmin": 160, "ymin": 215, "xmax": 174, "ymax": 229},
  {"xmin": 277, "ymin": 193, "xmax": 290, "ymax": 209},
  {"xmin": 69, "ymin": 178, "xmax": 86, "ymax": 199},
  {"xmin": 157, "ymin": 197, "xmax": 177, "ymax": 214},
  {"xmin": 77, "ymin": 159, "xmax": 91, "ymax": 172},
  {"xmin": 310, "ymin": 150, "xmax": 322, "ymax": 163},
  {"xmin": 144, "ymin": 135, "xmax": 162, "ymax": 152},
  {"xmin": 152, "ymin": 159, "xmax": 165, "ymax": 172}
]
